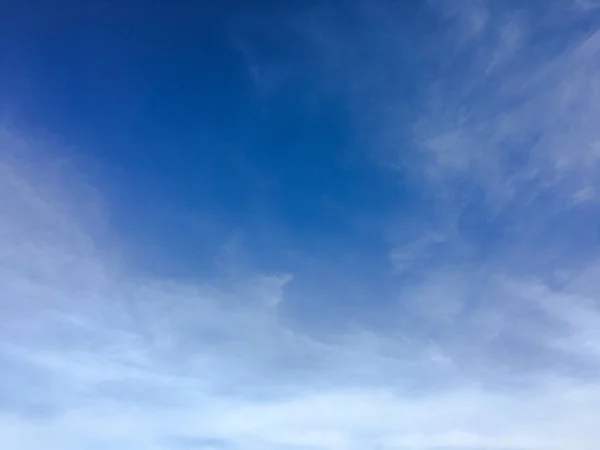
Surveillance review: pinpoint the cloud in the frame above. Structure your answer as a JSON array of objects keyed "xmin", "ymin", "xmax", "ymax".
[
  {"xmin": 2, "ymin": 121, "xmax": 600, "ymax": 450},
  {"xmin": 3, "ymin": 2, "xmax": 600, "ymax": 449},
  {"xmin": 575, "ymin": 0, "xmax": 600, "ymax": 10},
  {"xmin": 412, "ymin": 2, "xmax": 600, "ymax": 210},
  {"xmin": 389, "ymin": 232, "xmax": 446, "ymax": 274},
  {"xmin": 249, "ymin": 0, "xmax": 600, "ymax": 209}
]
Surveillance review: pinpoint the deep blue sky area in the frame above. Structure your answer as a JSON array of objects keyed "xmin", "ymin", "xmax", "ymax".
[{"xmin": 0, "ymin": 0, "xmax": 422, "ymax": 283}]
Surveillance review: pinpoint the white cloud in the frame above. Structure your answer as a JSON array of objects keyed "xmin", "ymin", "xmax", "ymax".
[
  {"xmin": 3, "ymin": 2, "xmax": 600, "ymax": 448},
  {"xmin": 575, "ymin": 0, "xmax": 600, "ymax": 10},
  {"xmin": 389, "ymin": 232, "xmax": 445, "ymax": 274},
  {"xmin": 2, "ymin": 124, "xmax": 600, "ymax": 450},
  {"xmin": 413, "ymin": 5, "xmax": 600, "ymax": 209}
]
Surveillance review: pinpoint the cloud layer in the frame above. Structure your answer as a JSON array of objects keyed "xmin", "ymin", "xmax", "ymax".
[{"xmin": 3, "ymin": 1, "xmax": 600, "ymax": 449}]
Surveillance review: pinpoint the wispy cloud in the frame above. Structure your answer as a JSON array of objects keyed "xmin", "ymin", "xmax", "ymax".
[
  {"xmin": 414, "ymin": 2, "xmax": 600, "ymax": 209},
  {"xmin": 2, "ymin": 124, "xmax": 600, "ymax": 449},
  {"xmin": 3, "ymin": 1, "xmax": 600, "ymax": 449}
]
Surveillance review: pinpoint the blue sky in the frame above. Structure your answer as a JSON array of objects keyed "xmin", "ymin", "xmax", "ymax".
[{"xmin": 2, "ymin": 0, "xmax": 600, "ymax": 449}]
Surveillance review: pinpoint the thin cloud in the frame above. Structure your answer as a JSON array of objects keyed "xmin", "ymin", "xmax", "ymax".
[
  {"xmin": 3, "ymin": 1, "xmax": 600, "ymax": 449},
  {"xmin": 2, "ymin": 125, "xmax": 600, "ymax": 449}
]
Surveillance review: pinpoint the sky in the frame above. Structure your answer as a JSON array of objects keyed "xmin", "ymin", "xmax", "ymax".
[{"xmin": 2, "ymin": 0, "xmax": 600, "ymax": 449}]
